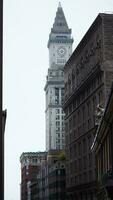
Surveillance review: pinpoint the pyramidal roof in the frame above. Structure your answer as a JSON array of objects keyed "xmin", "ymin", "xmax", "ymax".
[{"xmin": 51, "ymin": 2, "xmax": 71, "ymax": 34}]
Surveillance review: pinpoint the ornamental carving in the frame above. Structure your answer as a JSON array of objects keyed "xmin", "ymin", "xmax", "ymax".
[{"xmin": 65, "ymin": 33, "xmax": 102, "ymax": 93}]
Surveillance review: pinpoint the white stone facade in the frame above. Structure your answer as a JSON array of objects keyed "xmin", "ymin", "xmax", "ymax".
[{"xmin": 45, "ymin": 3, "xmax": 73, "ymax": 151}]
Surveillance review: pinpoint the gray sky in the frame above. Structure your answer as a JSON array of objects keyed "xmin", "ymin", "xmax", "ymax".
[{"xmin": 3, "ymin": 0, "xmax": 113, "ymax": 199}]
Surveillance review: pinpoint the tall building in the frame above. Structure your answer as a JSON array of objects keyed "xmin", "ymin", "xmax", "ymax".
[
  {"xmin": 20, "ymin": 152, "xmax": 47, "ymax": 200},
  {"xmin": 44, "ymin": 2, "xmax": 73, "ymax": 151},
  {"xmin": 92, "ymin": 83, "xmax": 113, "ymax": 200},
  {"xmin": 63, "ymin": 13, "xmax": 113, "ymax": 199}
]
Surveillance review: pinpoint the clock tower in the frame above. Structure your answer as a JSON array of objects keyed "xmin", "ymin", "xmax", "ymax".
[{"xmin": 45, "ymin": 2, "xmax": 73, "ymax": 150}]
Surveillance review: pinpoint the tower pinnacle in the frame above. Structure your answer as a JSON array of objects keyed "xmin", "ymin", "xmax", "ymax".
[{"xmin": 58, "ymin": 2, "xmax": 61, "ymax": 8}]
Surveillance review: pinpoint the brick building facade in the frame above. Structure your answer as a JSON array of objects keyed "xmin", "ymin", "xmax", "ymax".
[{"xmin": 20, "ymin": 152, "xmax": 47, "ymax": 200}]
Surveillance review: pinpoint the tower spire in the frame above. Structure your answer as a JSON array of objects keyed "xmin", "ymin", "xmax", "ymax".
[
  {"xmin": 50, "ymin": 2, "xmax": 70, "ymax": 34},
  {"xmin": 58, "ymin": 2, "xmax": 61, "ymax": 8}
]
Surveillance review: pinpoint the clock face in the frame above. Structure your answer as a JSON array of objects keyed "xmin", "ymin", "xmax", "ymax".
[{"xmin": 57, "ymin": 46, "xmax": 66, "ymax": 57}]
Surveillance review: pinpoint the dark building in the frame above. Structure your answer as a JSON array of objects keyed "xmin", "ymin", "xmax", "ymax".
[
  {"xmin": 29, "ymin": 181, "xmax": 40, "ymax": 200},
  {"xmin": 63, "ymin": 13, "xmax": 113, "ymax": 199},
  {"xmin": 38, "ymin": 150, "xmax": 66, "ymax": 200},
  {"xmin": 2, "ymin": 110, "xmax": 7, "ymax": 200},
  {"xmin": 92, "ymin": 83, "xmax": 113, "ymax": 200},
  {"xmin": 2, "ymin": 110, "xmax": 7, "ymax": 134},
  {"xmin": 47, "ymin": 150, "xmax": 66, "ymax": 200},
  {"xmin": 20, "ymin": 152, "xmax": 47, "ymax": 200},
  {"xmin": 0, "ymin": 2, "xmax": 3, "ymax": 198}
]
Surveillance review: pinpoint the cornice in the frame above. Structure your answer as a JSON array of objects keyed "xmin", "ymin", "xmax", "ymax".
[{"xmin": 44, "ymin": 80, "xmax": 64, "ymax": 91}]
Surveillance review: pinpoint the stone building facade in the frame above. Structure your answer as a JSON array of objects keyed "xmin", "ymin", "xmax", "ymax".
[
  {"xmin": 44, "ymin": 2, "xmax": 73, "ymax": 151},
  {"xmin": 63, "ymin": 13, "xmax": 113, "ymax": 199},
  {"xmin": 92, "ymin": 83, "xmax": 113, "ymax": 200}
]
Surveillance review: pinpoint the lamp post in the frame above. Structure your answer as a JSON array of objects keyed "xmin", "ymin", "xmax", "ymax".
[{"xmin": 0, "ymin": 0, "xmax": 3, "ymax": 199}]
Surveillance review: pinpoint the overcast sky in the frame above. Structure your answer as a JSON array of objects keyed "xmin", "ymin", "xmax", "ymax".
[{"xmin": 3, "ymin": 0, "xmax": 113, "ymax": 199}]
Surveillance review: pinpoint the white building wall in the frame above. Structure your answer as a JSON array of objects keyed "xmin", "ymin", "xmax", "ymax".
[
  {"xmin": 45, "ymin": 83, "xmax": 66, "ymax": 150},
  {"xmin": 45, "ymin": 4, "xmax": 73, "ymax": 151},
  {"xmin": 49, "ymin": 43, "xmax": 72, "ymax": 68}
]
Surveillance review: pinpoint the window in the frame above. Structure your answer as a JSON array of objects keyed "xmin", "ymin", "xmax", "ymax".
[
  {"xmin": 56, "ymin": 115, "xmax": 60, "ymax": 120},
  {"xmin": 83, "ymin": 156, "xmax": 87, "ymax": 169},
  {"xmin": 69, "ymin": 104, "xmax": 72, "ymax": 114},
  {"xmin": 77, "ymin": 110, "xmax": 81, "ymax": 124},
  {"xmin": 62, "ymin": 127, "xmax": 65, "ymax": 131},
  {"xmin": 62, "ymin": 109, "xmax": 64, "ymax": 114},
  {"xmin": 62, "ymin": 132, "xmax": 64, "ymax": 137},
  {"xmin": 78, "ymin": 126, "xmax": 81, "ymax": 136},
  {"xmin": 56, "ymin": 145, "xmax": 60, "ymax": 149},
  {"xmin": 98, "ymin": 90, "xmax": 103, "ymax": 104},
  {"xmin": 69, "ymin": 118, "xmax": 72, "ymax": 130},
  {"xmin": 87, "ymin": 86, "xmax": 90, "ymax": 96},
  {"xmin": 88, "ymin": 153, "xmax": 92, "ymax": 167},
  {"xmin": 55, "ymin": 88, "xmax": 59, "ymax": 105},
  {"xmin": 56, "ymin": 127, "xmax": 60, "ymax": 131},
  {"xmin": 88, "ymin": 119, "xmax": 91, "ymax": 129},
  {"xmin": 65, "ymin": 122, "xmax": 68, "ymax": 133},
  {"xmin": 61, "ymin": 71, "xmax": 64, "ymax": 76},
  {"xmin": 87, "ymin": 101, "xmax": 90, "ymax": 116},
  {"xmin": 56, "ymin": 139, "xmax": 60, "ymax": 143},
  {"xmin": 92, "ymin": 80, "xmax": 96, "ymax": 90},
  {"xmin": 78, "ymin": 142, "xmax": 82, "ymax": 156},
  {"xmin": 62, "ymin": 121, "xmax": 64, "ymax": 126},
  {"xmin": 84, "ymin": 172, "xmax": 87, "ymax": 182},
  {"xmin": 77, "ymin": 97, "xmax": 80, "ymax": 106},
  {"xmin": 74, "ymin": 144, "xmax": 76, "ymax": 157},
  {"xmin": 62, "ymin": 139, "xmax": 65, "ymax": 143},
  {"xmin": 97, "ymin": 74, "xmax": 102, "ymax": 85},
  {"xmin": 61, "ymin": 97, "xmax": 64, "ymax": 105},
  {"xmin": 56, "ymin": 109, "xmax": 60, "ymax": 114},
  {"xmin": 26, "ymin": 171, "xmax": 29, "ymax": 175},
  {"xmin": 56, "ymin": 121, "xmax": 60, "ymax": 126},
  {"xmin": 92, "ymin": 96, "xmax": 96, "ymax": 111},
  {"xmin": 83, "ymin": 138, "xmax": 86, "ymax": 153},
  {"xmin": 88, "ymin": 135, "xmax": 92, "ymax": 151},
  {"xmin": 49, "ymin": 71, "xmax": 52, "ymax": 76},
  {"xmin": 73, "ymin": 115, "xmax": 76, "ymax": 127},
  {"xmin": 79, "ymin": 159, "xmax": 82, "ymax": 170},
  {"xmin": 61, "ymin": 88, "xmax": 64, "ymax": 96},
  {"xmin": 82, "ymin": 106, "xmax": 85, "ymax": 121},
  {"xmin": 57, "ymin": 59, "xmax": 66, "ymax": 64},
  {"xmin": 62, "ymin": 115, "xmax": 64, "ymax": 120},
  {"xmin": 89, "ymin": 170, "xmax": 93, "ymax": 181},
  {"xmin": 83, "ymin": 123, "xmax": 85, "ymax": 133},
  {"xmin": 73, "ymin": 129, "xmax": 76, "ymax": 138},
  {"xmin": 26, "ymin": 165, "xmax": 29, "ymax": 170},
  {"xmin": 73, "ymin": 99, "xmax": 77, "ymax": 109},
  {"xmin": 56, "ymin": 132, "xmax": 60, "ymax": 137}
]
